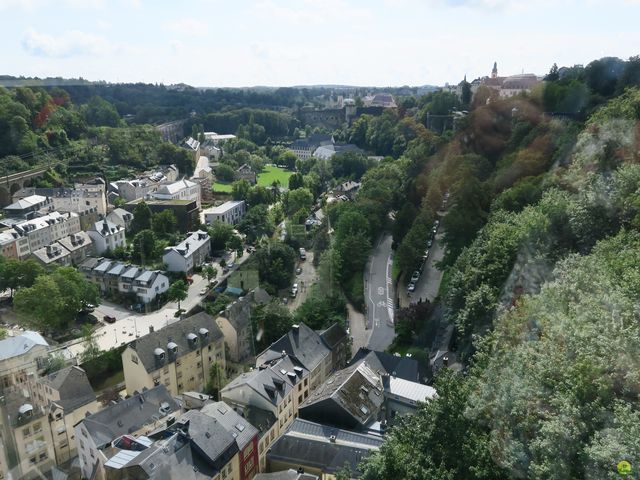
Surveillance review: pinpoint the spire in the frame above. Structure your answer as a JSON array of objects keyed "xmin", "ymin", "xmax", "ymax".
[{"xmin": 492, "ymin": 62, "xmax": 498, "ymax": 79}]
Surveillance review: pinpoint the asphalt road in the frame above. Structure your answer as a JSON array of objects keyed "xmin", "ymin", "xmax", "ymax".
[
  {"xmin": 365, "ymin": 234, "xmax": 396, "ymax": 352},
  {"xmin": 287, "ymin": 251, "xmax": 318, "ymax": 311},
  {"xmin": 398, "ymin": 227, "xmax": 446, "ymax": 308}
]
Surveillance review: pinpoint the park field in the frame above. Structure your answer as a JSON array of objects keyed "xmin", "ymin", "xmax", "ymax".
[
  {"xmin": 257, "ymin": 165, "xmax": 293, "ymax": 187},
  {"xmin": 214, "ymin": 165, "xmax": 293, "ymax": 193}
]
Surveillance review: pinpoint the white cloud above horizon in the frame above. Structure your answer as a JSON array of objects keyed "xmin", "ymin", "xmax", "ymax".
[{"xmin": 2, "ymin": 0, "xmax": 640, "ymax": 87}]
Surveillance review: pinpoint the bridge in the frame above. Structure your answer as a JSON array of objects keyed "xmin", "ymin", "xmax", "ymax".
[
  {"xmin": 156, "ymin": 119, "xmax": 188, "ymax": 144},
  {"xmin": 0, "ymin": 166, "xmax": 50, "ymax": 207}
]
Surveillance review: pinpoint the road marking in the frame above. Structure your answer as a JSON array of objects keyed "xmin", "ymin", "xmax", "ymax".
[{"xmin": 377, "ymin": 287, "xmax": 384, "ymax": 295}]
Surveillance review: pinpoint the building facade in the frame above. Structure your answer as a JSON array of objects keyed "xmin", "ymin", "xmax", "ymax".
[
  {"xmin": 203, "ymin": 201, "xmax": 246, "ymax": 226},
  {"xmin": 162, "ymin": 230, "xmax": 211, "ymax": 273},
  {"xmin": 87, "ymin": 219, "xmax": 126, "ymax": 255}
]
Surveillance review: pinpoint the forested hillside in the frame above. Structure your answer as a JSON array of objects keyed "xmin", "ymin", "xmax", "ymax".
[{"xmin": 361, "ymin": 57, "xmax": 640, "ymax": 479}]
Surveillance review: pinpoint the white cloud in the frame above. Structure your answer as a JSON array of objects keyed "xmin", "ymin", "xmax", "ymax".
[
  {"xmin": 22, "ymin": 28, "xmax": 118, "ymax": 58},
  {"xmin": 254, "ymin": 0, "xmax": 372, "ymax": 27},
  {"xmin": 165, "ymin": 18, "xmax": 208, "ymax": 37}
]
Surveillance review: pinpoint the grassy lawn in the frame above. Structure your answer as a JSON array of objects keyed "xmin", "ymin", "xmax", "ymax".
[
  {"xmin": 257, "ymin": 165, "xmax": 293, "ymax": 187},
  {"xmin": 92, "ymin": 369, "xmax": 124, "ymax": 392},
  {"xmin": 213, "ymin": 182, "xmax": 233, "ymax": 193}
]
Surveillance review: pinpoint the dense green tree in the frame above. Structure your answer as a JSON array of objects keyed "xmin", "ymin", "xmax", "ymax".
[
  {"xmin": 255, "ymin": 241, "xmax": 295, "ymax": 290},
  {"xmin": 208, "ymin": 221, "xmax": 236, "ymax": 251},
  {"xmin": 215, "ymin": 164, "xmax": 236, "ymax": 182},
  {"xmin": 130, "ymin": 201, "xmax": 152, "ymax": 234},
  {"xmin": 167, "ymin": 280, "xmax": 188, "ymax": 310},
  {"xmin": 131, "ymin": 229, "xmax": 158, "ymax": 264},
  {"xmin": 14, "ymin": 267, "xmax": 100, "ymax": 334},
  {"xmin": 238, "ymin": 205, "xmax": 275, "ymax": 242},
  {"xmin": 251, "ymin": 302, "xmax": 294, "ymax": 351},
  {"xmin": 231, "ymin": 179, "xmax": 251, "ymax": 201},
  {"xmin": 151, "ymin": 210, "xmax": 178, "ymax": 240},
  {"xmin": 288, "ymin": 172, "xmax": 304, "ymax": 190},
  {"xmin": 293, "ymin": 293, "xmax": 347, "ymax": 330},
  {"xmin": 0, "ymin": 257, "xmax": 44, "ymax": 297},
  {"xmin": 284, "ymin": 187, "xmax": 313, "ymax": 217},
  {"xmin": 82, "ymin": 95, "xmax": 121, "ymax": 127}
]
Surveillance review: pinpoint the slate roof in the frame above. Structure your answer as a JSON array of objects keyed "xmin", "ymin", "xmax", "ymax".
[
  {"xmin": 319, "ymin": 323, "xmax": 348, "ymax": 351},
  {"xmin": 163, "ymin": 230, "xmax": 210, "ymax": 259},
  {"xmin": 299, "ymin": 361, "xmax": 384, "ymax": 428},
  {"xmin": 267, "ymin": 419, "xmax": 382, "ymax": 477},
  {"xmin": 0, "ymin": 331, "xmax": 49, "ymax": 362},
  {"xmin": 81, "ymin": 386, "xmax": 179, "ymax": 449},
  {"xmin": 201, "ymin": 401, "xmax": 259, "ymax": 450},
  {"xmin": 177, "ymin": 410, "xmax": 238, "ymax": 467},
  {"xmin": 39, "ymin": 366, "xmax": 97, "ymax": 412},
  {"xmin": 89, "ymin": 219, "xmax": 123, "ymax": 239},
  {"xmin": 155, "ymin": 179, "xmax": 197, "ymax": 196},
  {"xmin": 257, "ymin": 323, "xmax": 330, "ymax": 373},
  {"xmin": 219, "ymin": 288, "xmax": 271, "ymax": 332},
  {"xmin": 57, "ymin": 231, "xmax": 92, "ymax": 252},
  {"xmin": 129, "ymin": 312, "xmax": 224, "ymax": 373},
  {"xmin": 349, "ymin": 348, "xmax": 419, "ymax": 382},
  {"xmin": 4, "ymin": 194, "xmax": 48, "ymax": 211},
  {"xmin": 222, "ymin": 355, "xmax": 308, "ymax": 407}
]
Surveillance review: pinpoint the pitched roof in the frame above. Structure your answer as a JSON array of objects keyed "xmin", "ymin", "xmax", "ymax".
[
  {"xmin": 299, "ymin": 361, "xmax": 384, "ymax": 428},
  {"xmin": 217, "ymin": 288, "xmax": 271, "ymax": 332},
  {"xmin": 0, "ymin": 331, "xmax": 49, "ymax": 362},
  {"xmin": 177, "ymin": 410, "xmax": 239, "ymax": 466},
  {"xmin": 204, "ymin": 200, "xmax": 244, "ymax": 215},
  {"xmin": 89, "ymin": 219, "xmax": 123, "ymax": 238},
  {"xmin": 200, "ymin": 401, "xmax": 259, "ymax": 450},
  {"xmin": 267, "ymin": 419, "xmax": 382, "ymax": 476},
  {"xmin": 39, "ymin": 366, "xmax": 97, "ymax": 412},
  {"xmin": 257, "ymin": 323, "xmax": 330, "ymax": 373},
  {"xmin": 4, "ymin": 194, "xmax": 49, "ymax": 211},
  {"xmin": 129, "ymin": 312, "xmax": 224, "ymax": 373},
  {"xmin": 319, "ymin": 323, "xmax": 348, "ymax": 350},
  {"xmin": 163, "ymin": 230, "xmax": 210, "ymax": 259},
  {"xmin": 57, "ymin": 231, "xmax": 92, "ymax": 252},
  {"xmin": 222, "ymin": 355, "xmax": 307, "ymax": 407},
  {"xmin": 349, "ymin": 348, "xmax": 419, "ymax": 382},
  {"xmin": 81, "ymin": 386, "xmax": 179, "ymax": 449},
  {"xmin": 387, "ymin": 376, "xmax": 437, "ymax": 403},
  {"xmin": 155, "ymin": 179, "xmax": 197, "ymax": 196}
]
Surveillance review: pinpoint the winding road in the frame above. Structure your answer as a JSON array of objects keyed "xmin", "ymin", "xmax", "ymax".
[{"xmin": 365, "ymin": 234, "xmax": 396, "ymax": 351}]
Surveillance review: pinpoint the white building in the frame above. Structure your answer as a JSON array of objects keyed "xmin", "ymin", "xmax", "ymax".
[
  {"xmin": 152, "ymin": 179, "xmax": 201, "ymax": 208},
  {"xmin": 13, "ymin": 182, "xmax": 107, "ymax": 216},
  {"xmin": 203, "ymin": 201, "xmax": 246, "ymax": 226},
  {"xmin": 162, "ymin": 230, "xmax": 211, "ymax": 273},
  {"xmin": 87, "ymin": 219, "xmax": 126, "ymax": 255},
  {"xmin": 105, "ymin": 208, "xmax": 134, "ymax": 231},
  {"xmin": 8, "ymin": 211, "xmax": 81, "ymax": 257}
]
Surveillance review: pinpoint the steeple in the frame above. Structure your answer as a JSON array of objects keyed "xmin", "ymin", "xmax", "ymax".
[{"xmin": 491, "ymin": 62, "xmax": 498, "ymax": 79}]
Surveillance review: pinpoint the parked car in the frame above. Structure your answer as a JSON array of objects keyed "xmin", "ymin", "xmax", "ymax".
[
  {"xmin": 434, "ymin": 219, "xmax": 440, "ymax": 228},
  {"xmin": 290, "ymin": 283, "xmax": 299, "ymax": 297},
  {"xmin": 103, "ymin": 315, "xmax": 116, "ymax": 324},
  {"xmin": 210, "ymin": 279, "xmax": 219, "ymax": 286},
  {"xmin": 407, "ymin": 282, "xmax": 416, "ymax": 293},
  {"xmin": 199, "ymin": 287, "xmax": 208, "ymax": 296},
  {"xmin": 299, "ymin": 248, "xmax": 306, "ymax": 260},
  {"xmin": 411, "ymin": 271, "xmax": 420, "ymax": 283},
  {"xmin": 296, "ymin": 267, "xmax": 302, "ymax": 275},
  {"xmin": 427, "ymin": 239, "xmax": 432, "ymax": 248}
]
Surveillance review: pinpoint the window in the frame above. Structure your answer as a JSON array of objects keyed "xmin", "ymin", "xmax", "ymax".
[
  {"xmin": 245, "ymin": 458, "xmax": 255, "ymax": 473},
  {"xmin": 208, "ymin": 345, "xmax": 212, "ymax": 352},
  {"xmin": 29, "ymin": 457, "xmax": 36, "ymax": 465},
  {"xmin": 131, "ymin": 354, "xmax": 138, "ymax": 364},
  {"xmin": 304, "ymin": 378, "xmax": 308, "ymax": 386},
  {"xmin": 22, "ymin": 427, "xmax": 31, "ymax": 437},
  {"xmin": 298, "ymin": 395, "xmax": 302, "ymax": 403},
  {"xmin": 39, "ymin": 452, "xmax": 47, "ymax": 462}
]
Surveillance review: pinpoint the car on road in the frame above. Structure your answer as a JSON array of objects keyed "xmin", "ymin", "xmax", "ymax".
[
  {"xmin": 290, "ymin": 283, "xmax": 299, "ymax": 297},
  {"xmin": 407, "ymin": 282, "xmax": 416, "ymax": 292},
  {"xmin": 434, "ymin": 219, "xmax": 440, "ymax": 228},
  {"xmin": 427, "ymin": 239, "xmax": 432, "ymax": 248},
  {"xmin": 210, "ymin": 279, "xmax": 219, "ymax": 286},
  {"xmin": 296, "ymin": 267, "xmax": 302, "ymax": 275},
  {"xmin": 103, "ymin": 315, "xmax": 116, "ymax": 324},
  {"xmin": 227, "ymin": 262, "xmax": 236, "ymax": 269},
  {"xmin": 199, "ymin": 287, "xmax": 209, "ymax": 296},
  {"xmin": 299, "ymin": 248, "xmax": 306, "ymax": 260},
  {"xmin": 411, "ymin": 271, "xmax": 420, "ymax": 283},
  {"xmin": 431, "ymin": 226, "xmax": 437, "ymax": 237}
]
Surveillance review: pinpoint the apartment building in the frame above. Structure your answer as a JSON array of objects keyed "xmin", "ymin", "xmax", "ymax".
[
  {"xmin": 105, "ymin": 208, "xmax": 134, "ymax": 231},
  {"xmin": 152, "ymin": 178, "xmax": 201, "ymax": 208},
  {"xmin": 87, "ymin": 219, "xmax": 126, "ymax": 255},
  {"xmin": 13, "ymin": 184, "xmax": 107, "ymax": 216},
  {"xmin": 7, "ymin": 211, "xmax": 81, "ymax": 258},
  {"xmin": 203, "ymin": 201, "xmax": 246, "ymax": 226},
  {"xmin": 121, "ymin": 312, "xmax": 225, "ymax": 396},
  {"xmin": 221, "ymin": 355, "xmax": 311, "ymax": 471},
  {"xmin": 256, "ymin": 323, "xmax": 348, "ymax": 391},
  {"xmin": 0, "ymin": 331, "xmax": 49, "ymax": 392},
  {"xmin": 125, "ymin": 198, "xmax": 200, "ymax": 233},
  {"xmin": 2, "ymin": 194, "xmax": 53, "ymax": 219},
  {"xmin": 75, "ymin": 386, "xmax": 180, "ymax": 480},
  {"xmin": 79, "ymin": 258, "xmax": 169, "ymax": 304},
  {"xmin": 0, "ymin": 230, "xmax": 29, "ymax": 259},
  {"xmin": 162, "ymin": 230, "xmax": 211, "ymax": 273}
]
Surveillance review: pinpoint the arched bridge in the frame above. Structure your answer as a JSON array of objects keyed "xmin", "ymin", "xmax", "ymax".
[{"xmin": 0, "ymin": 166, "xmax": 50, "ymax": 207}]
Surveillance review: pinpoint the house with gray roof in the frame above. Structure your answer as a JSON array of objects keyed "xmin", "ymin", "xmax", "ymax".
[
  {"xmin": 87, "ymin": 219, "xmax": 126, "ymax": 255},
  {"xmin": 255, "ymin": 470, "xmax": 318, "ymax": 480},
  {"xmin": 162, "ymin": 230, "xmax": 211, "ymax": 273},
  {"xmin": 106, "ymin": 208, "xmax": 134, "ymax": 231},
  {"xmin": 79, "ymin": 257, "xmax": 169, "ymax": 304},
  {"xmin": 298, "ymin": 361, "xmax": 385, "ymax": 431},
  {"xmin": 215, "ymin": 288, "xmax": 271, "ymax": 363},
  {"xmin": 75, "ymin": 385, "xmax": 180, "ymax": 480},
  {"xmin": 0, "ymin": 331, "xmax": 49, "ymax": 392},
  {"xmin": 266, "ymin": 419, "xmax": 383, "ymax": 478},
  {"xmin": 349, "ymin": 348, "xmax": 419, "ymax": 382},
  {"xmin": 256, "ymin": 323, "xmax": 347, "ymax": 391},
  {"xmin": 122, "ymin": 312, "xmax": 225, "ymax": 397}
]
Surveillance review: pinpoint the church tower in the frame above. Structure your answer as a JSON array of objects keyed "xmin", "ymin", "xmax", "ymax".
[{"xmin": 491, "ymin": 62, "xmax": 498, "ymax": 79}]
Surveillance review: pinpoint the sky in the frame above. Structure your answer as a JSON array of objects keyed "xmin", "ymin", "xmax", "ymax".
[{"xmin": 1, "ymin": 0, "xmax": 640, "ymax": 87}]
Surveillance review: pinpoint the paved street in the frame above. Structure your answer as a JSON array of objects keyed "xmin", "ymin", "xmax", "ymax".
[
  {"xmin": 364, "ymin": 234, "xmax": 396, "ymax": 352},
  {"xmin": 65, "ymin": 250, "xmax": 249, "ymax": 358},
  {"xmin": 287, "ymin": 251, "xmax": 318, "ymax": 311},
  {"xmin": 398, "ymin": 225, "xmax": 446, "ymax": 308}
]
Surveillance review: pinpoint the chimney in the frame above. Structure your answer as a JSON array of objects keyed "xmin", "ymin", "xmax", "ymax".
[
  {"xmin": 292, "ymin": 324, "xmax": 299, "ymax": 334},
  {"xmin": 443, "ymin": 354, "xmax": 449, "ymax": 367}
]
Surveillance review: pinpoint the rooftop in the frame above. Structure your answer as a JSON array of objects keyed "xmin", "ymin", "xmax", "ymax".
[
  {"xmin": 349, "ymin": 348, "xmax": 419, "ymax": 382},
  {"xmin": 256, "ymin": 323, "xmax": 331, "ymax": 373},
  {"xmin": 129, "ymin": 312, "xmax": 224, "ymax": 373},
  {"xmin": 163, "ymin": 230, "xmax": 210, "ymax": 259},
  {"xmin": 0, "ymin": 330, "xmax": 49, "ymax": 362},
  {"xmin": 203, "ymin": 200, "xmax": 245, "ymax": 215},
  {"xmin": 200, "ymin": 401, "xmax": 259, "ymax": 450},
  {"xmin": 39, "ymin": 365, "xmax": 97, "ymax": 412}
]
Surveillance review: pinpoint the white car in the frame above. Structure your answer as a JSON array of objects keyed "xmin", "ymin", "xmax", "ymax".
[
  {"xmin": 411, "ymin": 271, "xmax": 420, "ymax": 283},
  {"xmin": 199, "ymin": 287, "xmax": 208, "ymax": 296},
  {"xmin": 290, "ymin": 283, "xmax": 299, "ymax": 297},
  {"xmin": 407, "ymin": 282, "xmax": 416, "ymax": 293}
]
